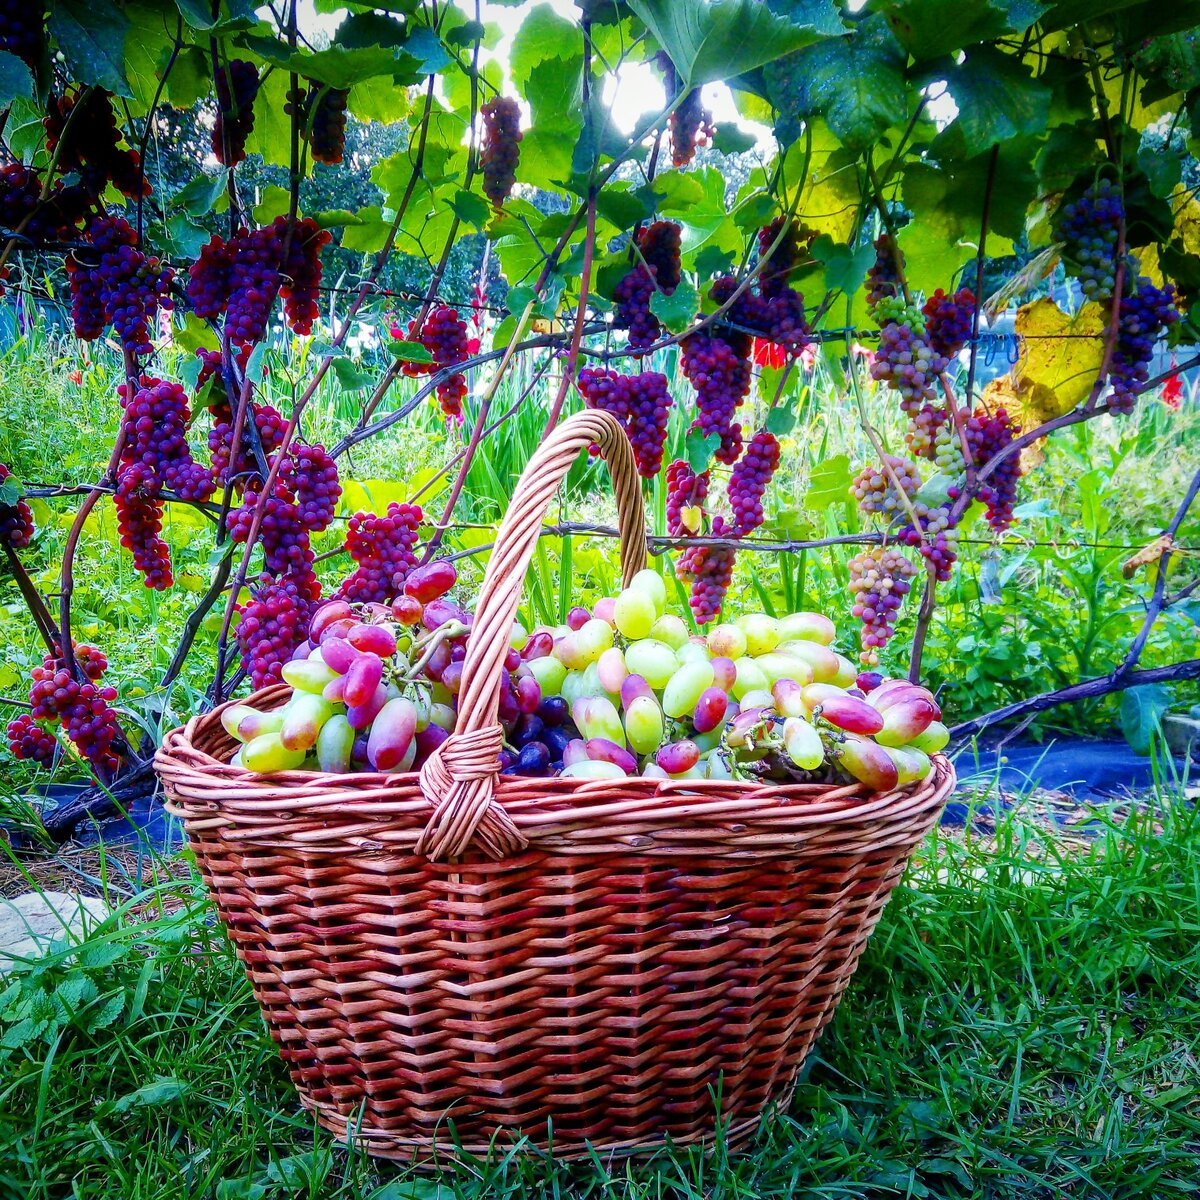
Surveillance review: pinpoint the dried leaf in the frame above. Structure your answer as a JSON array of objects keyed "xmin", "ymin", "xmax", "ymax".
[
  {"xmin": 982, "ymin": 244, "xmax": 1060, "ymax": 321},
  {"xmin": 1122, "ymin": 534, "xmax": 1173, "ymax": 579}
]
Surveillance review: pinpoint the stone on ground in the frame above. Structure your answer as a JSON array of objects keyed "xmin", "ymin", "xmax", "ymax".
[{"xmin": 0, "ymin": 891, "xmax": 109, "ymax": 970}]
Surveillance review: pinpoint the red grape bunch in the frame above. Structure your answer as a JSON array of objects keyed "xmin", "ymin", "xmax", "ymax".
[
  {"xmin": 480, "ymin": 97, "xmax": 522, "ymax": 209},
  {"xmin": 905, "ymin": 403, "xmax": 962, "ymax": 471},
  {"xmin": 25, "ymin": 642, "xmax": 123, "ymax": 777},
  {"xmin": 680, "ymin": 329, "xmax": 752, "ymax": 465},
  {"xmin": 728, "ymin": 429, "xmax": 781, "ymax": 535},
  {"xmin": 1109, "ymin": 279, "xmax": 1180, "ymax": 414},
  {"xmin": 848, "ymin": 546, "xmax": 918, "ymax": 665},
  {"xmin": 0, "ymin": 165, "xmax": 91, "ymax": 254},
  {"xmin": 277, "ymin": 216, "xmax": 331, "ymax": 335},
  {"xmin": 236, "ymin": 574, "xmax": 318, "ymax": 689},
  {"xmin": 757, "ymin": 217, "xmax": 804, "ymax": 299},
  {"xmin": 923, "ymin": 288, "xmax": 975, "ymax": 359},
  {"xmin": 305, "ymin": 86, "xmax": 349, "ymax": 164},
  {"xmin": 0, "ymin": 461, "xmax": 34, "ymax": 550},
  {"xmin": 851, "ymin": 455, "xmax": 922, "ymax": 519},
  {"xmin": 400, "ymin": 305, "xmax": 471, "ymax": 417},
  {"xmin": 866, "ymin": 234, "xmax": 903, "ymax": 310},
  {"xmin": 67, "ymin": 215, "xmax": 174, "ymax": 356},
  {"xmin": 677, "ymin": 517, "xmax": 736, "ymax": 625},
  {"xmin": 960, "ymin": 406, "xmax": 1021, "ymax": 531},
  {"xmin": 666, "ymin": 459, "xmax": 709, "ymax": 535},
  {"xmin": 44, "ymin": 89, "xmax": 148, "ymax": 199},
  {"xmin": 213, "ymin": 59, "xmax": 260, "ymax": 166},
  {"xmin": 338, "ymin": 502, "xmax": 424, "ymax": 605},
  {"xmin": 870, "ymin": 296, "xmax": 946, "ymax": 415},
  {"xmin": 899, "ymin": 503, "xmax": 959, "ymax": 581},
  {"xmin": 613, "ymin": 220, "xmax": 682, "ymax": 353},
  {"xmin": 117, "ymin": 375, "xmax": 215, "ymax": 505},
  {"xmin": 6, "ymin": 713, "xmax": 56, "ymax": 767},
  {"xmin": 115, "ymin": 463, "xmax": 173, "ymax": 589},
  {"xmin": 577, "ymin": 368, "xmax": 673, "ymax": 478}
]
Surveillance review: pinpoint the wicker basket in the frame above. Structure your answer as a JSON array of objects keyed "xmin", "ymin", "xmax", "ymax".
[{"xmin": 157, "ymin": 409, "xmax": 954, "ymax": 1161}]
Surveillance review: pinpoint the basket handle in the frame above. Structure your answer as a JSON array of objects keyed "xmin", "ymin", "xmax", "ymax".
[{"xmin": 415, "ymin": 408, "xmax": 648, "ymax": 860}]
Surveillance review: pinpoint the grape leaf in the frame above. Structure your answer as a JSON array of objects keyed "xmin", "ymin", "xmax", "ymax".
[
  {"xmin": 685, "ymin": 429, "xmax": 721, "ymax": 473},
  {"xmin": 880, "ymin": 0, "xmax": 1047, "ymax": 60},
  {"xmin": 331, "ymin": 359, "xmax": 376, "ymax": 393},
  {"xmin": 804, "ymin": 454, "xmax": 854, "ymax": 511},
  {"xmin": 627, "ymin": 0, "xmax": 825, "ymax": 85},
  {"xmin": 1120, "ymin": 685, "xmax": 1171, "ymax": 754},
  {"xmin": 172, "ymin": 172, "xmax": 229, "ymax": 219},
  {"xmin": 0, "ymin": 478, "xmax": 20, "ymax": 508},
  {"xmin": 0, "ymin": 52, "xmax": 33, "ymax": 106},
  {"xmin": 650, "ymin": 278, "xmax": 701, "ymax": 334},
  {"xmin": 49, "ymin": 0, "xmax": 132, "ymax": 98},
  {"xmin": 810, "ymin": 235, "xmax": 875, "ymax": 296},
  {"xmin": 765, "ymin": 16, "xmax": 907, "ymax": 154},
  {"xmin": 386, "ymin": 340, "xmax": 435, "ymax": 365},
  {"xmin": 934, "ymin": 45, "xmax": 1052, "ymax": 159},
  {"xmin": 766, "ymin": 405, "xmax": 797, "ymax": 435}
]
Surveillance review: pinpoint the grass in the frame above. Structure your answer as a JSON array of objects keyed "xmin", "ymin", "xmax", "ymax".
[{"xmin": 1, "ymin": 788, "xmax": 1197, "ymax": 1199}]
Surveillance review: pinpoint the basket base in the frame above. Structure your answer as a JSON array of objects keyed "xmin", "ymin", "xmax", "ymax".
[{"xmin": 302, "ymin": 1085, "xmax": 794, "ymax": 1163}]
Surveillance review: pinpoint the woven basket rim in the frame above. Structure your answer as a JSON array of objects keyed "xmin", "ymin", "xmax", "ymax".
[{"xmin": 157, "ymin": 683, "xmax": 955, "ymax": 854}]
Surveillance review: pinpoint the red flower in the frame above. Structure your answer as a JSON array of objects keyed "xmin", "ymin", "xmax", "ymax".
[
  {"xmin": 1162, "ymin": 370, "xmax": 1183, "ymax": 410},
  {"xmin": 753, "ymin": 338, "xmax": 785, "ymax": 369}
]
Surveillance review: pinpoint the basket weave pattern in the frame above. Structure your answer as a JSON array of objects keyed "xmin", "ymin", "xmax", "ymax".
[{"xmin": 157, "ymin": 411, "xmax": 954, "ymax": 1160}]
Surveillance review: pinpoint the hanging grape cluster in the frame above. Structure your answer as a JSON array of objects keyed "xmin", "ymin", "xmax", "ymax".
[
  {"xmin": 338, "ymin": 502, "xmax": 424, "ymax": 605},
  {"xmin": 213, "ymin": 59, "xmax": 259, "ymax": 166},
  {"xmin": 44, "ymin": 89, "xmax": 149, "ymax": 199},
  {"xmin": 848, "ymin": 547, "xmax": 918, "ymax": 665},
  {"xmin": 480, "ymin": 97, "xmax": 522, "ymax": 210},
  {"xmin": 399, "ymin": 305, "xmax": 471, "ymax": 417},
  {"xmin": 577, "ymin": 368, "xmax": 673, "ymax": 477},
  {"xmin": 1057, "ymin": 179, "xmax": 1124, "ymax": 301},
  {"xmin": 614, "ymin": 220, "xmax": 682, "ymax": 353},
  {"xmin": 1109, "ymin": 279, "xmax": 1180, "ymax": 413},
  {"xmin": 0, "ymin": 461, "xmax": 34, "ymax": 550}
]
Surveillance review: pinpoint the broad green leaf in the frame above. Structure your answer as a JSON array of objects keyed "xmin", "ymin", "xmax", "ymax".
[
  {"xmin": 1120, "ymin": 685, "xmax": 1171, "ymax": 754},
  {"xmin": 450, "ymin": 189, "xmax": 491, "ymax": 232},
  {"xmin": 510, "ymin": 6, "xmax": 581, "ymax": 94},
  {"xmin": 174, "ymin": 0, "xmax": 257, "ymax": 31},
  {"xmin": 0, "ymin": 52, "xmax": 33, "ymax": 105},
  {"xmin": 877, "ymin": 0, "xmax": 1047, "ymax": 60},
  {"xmin": 252, "ymin": 185, "xmax": 292, "ymax": 225},
  {"xmin": 766, "ymin": 405, "xmax": 798, "ymax": 435},
  {"xmin": 331, "ymin": 358, "xmax": 376, "ymax": 392},
  {"xmin": 765, "ymin": 16, "xmax": 907, "ymax": 154},
  {"xmin": 895, "ymin": 209, "xmax": 975, "ymax": 300},
  {"xmin": 650, "ymin": 278, "xmax": 701, "ymax": 334},
  {"xmin": 49, "ymin": 0, "xmax": 132, "ymax": 97},
  {"xmin": 386, "ymin": 340, "xmax": 435, "ymax": 365},
  {"xmin": 109, "ymin": 1077, "xmax": 189, "ymax": 1114},
  {"xmin": 173, "ymin": 172, "xmax": 229, "ymax": 219},
  {"xmin": 628, "ymin": 0, "xmax": 824, "ymax": 85},
  {"xmin": 0, "ymin": 478, "xmax": 19, "ymax": 507},
  {"xmin": 810, "ymin": 235, "xmax": 875, "ymax": 296},
  {"xmin": 335, "ymin": 11, "xmax": 409, "ymax": 49},
  {"xmin": 340, "ymin": 206, "xmax": 394, "ymax": 254},
  {"xmin": 348, "ymin": 76, "xmax": 411, "ymax": 123},
  {"xmin": 685, "ymin": 428, "xmax": 721, "ymax": 473},
  {"xmin": 804, "ymin": 454, "xmax": 854, "ymax": 511},
  {"xmin": 710, "ymin": 123, "xmax": 757, "ymax": 155},
  {"xmin": 934, "ymin": 45, "xmax": 1052, "ymax": 158},
  {"xmin": 4, "ymin": 96, "xmax": 46, "ymax": 162}
]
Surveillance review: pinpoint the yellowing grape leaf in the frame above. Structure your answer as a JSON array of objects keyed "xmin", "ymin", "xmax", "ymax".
[
  {"xmin": 980, "ymin": 375, "xmax": 1046, "ymax": 470},
  {"xmin": 1013, "ymin": 297, "xmax": 1105, "ymax": 414},
  {"xmin": 1171, "ymin": 185, "xmax": 1200, "ymax": 255}
]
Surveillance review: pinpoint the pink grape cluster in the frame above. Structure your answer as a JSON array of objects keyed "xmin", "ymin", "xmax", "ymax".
[
  {"xmin": 115, "ymin": 463, "xmax": 172, "ymax": 588},
  {"xmin": 923, "ymin": 287, "xmax": 975, "ymax": 358},
  {"xmin": 67, "ymin": 216, "xmax": 173, "ymax": 355},
  {"xmin": 669, "ymin": 89, "xmax": 713, "ymax": 167},
  {"xmin": 850, "ymin": 455, "xmax": 922, "ymax": 518},
  {"xmin": 905, "ymin": 403, "xmax": 961, "ymax": 470},
  {"xmin": 213, "ymin": 59, "xmax": 259, "ymax": 166},
  {"xmin": 236, "ymin": 575, "xmax": 318, "ymax": 689},
  {"xmin": 848, "ymin": 547, "xmax": 917, "ymax": 665},
  {"xmin": 898, "ymin": 504, "xmax": 960, "ymax": 581},
  {"xmin": 1109, "ymin": 279, "xmax": 1180, "ymax": 414},
  {"xmin": 118, "ymin": 376, "xmax": 215, "ymax": 503},
  {"xmin": 6, "ymin": 713, "xmax": 56, "ymax": 767},
  {"xmin": 207, "ymin": 400, "xmax": 288, "ymax": 494},
  {"xmin": 400, "ymin": 306, "xmax": 471, "ymax": 416},
  {"xmin": 481, "ymin": 97, "xmax": 522, "ymax": 209},
  {"xmin": 866, "ymin": 234, "xmax": 903, "ymax": 309},
  {"xmin": 0, "ymin": 461, "xmax": 34, "ymax": 550},
  {"xmin": 728, "ymin": 430, "xmax": 780, "ymax": 535},
  {"xmin": 871, "ymin": 297, "xmax": 946, "ymax": 414},
  {"xmin": 339, "ymin": 502, "xmax": 424, "ymax": 605},
  {"xmin": 757, "ymin": 217, "xmax": 804, "ymax": 298},
  {"xmin": 666, "ymin": 459, "xmax": 708, "ymax": 535},
  {"xmin": 577, "ymin": 368, "xmax": 673, "ymax": 477},
  {"xmin": 680, "ymin": 329, "xmax": 752, "ymax": 465},
  {"xmin": 306, "ymin": 86, "xmax": 349, "ymax": 164},
  {"xmin": 25, "ymin": 643, "xmax": 123, "ymax": 777},
  {"xmin": 677, "ymin": 520, "xmax": 737, "ymax": 625},
  {"xmin": 0, "ymin": 164, "xmax": 91, "ymax": 251}
]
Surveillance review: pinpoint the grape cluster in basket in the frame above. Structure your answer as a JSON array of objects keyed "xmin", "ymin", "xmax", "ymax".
[{"xmin": 222, "ymin": 565, "xmax": 948, "ymax": 792}]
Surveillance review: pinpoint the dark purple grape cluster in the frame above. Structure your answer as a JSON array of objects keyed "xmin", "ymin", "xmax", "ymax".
[
  {"xmin": 0, "ymin": 461, "xmax": 34, "ymax": 550},
  {"xmin": 187, "ymin": 237, "xmax": 233, "ymax": 322},
  {"xmin": 848, "ymin": 546, "xmax": 917, "ymax": 665},
  {"xmin": 1109, "ymin": 279, "xmax": 1180, "ymax": 413},
  {"xmin": 666, "ymin": 459, "xmax": 708, "ymax": 535},
  {"xmin": 189, "ymin": 223, "xmax": 292, "ymax": 343},
  {"xmin": 402, "ymin": 306, "xmax": 470, "ymax": 416},
  {"xmin": 235, "ymin": 575, "xmax": 314, "ymax": 689},
  {"xmin": 277, "ymin": 215, "xmax": 331, "ymax": 334},
  {"xmin": 866, "ymin": 234, "xmax": 903, "ymax": 310},
  {"xmin": 898, "ymin": 504, "xmax": 959, "ymax": 581},
  {"xmin": 871, "ymin": 297, "xmax": 946, "ymax": 415},
  {"xmin": 7, "ymin": 713, "xmax": 56, "ymax": 766},
  {"xmin": 0, "ymin": 3, "xmax": 45, "ymax": 67},
  {"xmin": 339, "ymin": 502, "xmax": 424, "ymax": 604},
  {"xmin": 669, "ymin": 89, "xmax": 713, "ymax": 168},
  {"xmin": 959, "ymin": 406, "xmax": 1021, "ymax": 531},
  {"xmin": 307, "ymin": 86, "xmax": 349, "ymax": 165},
  {"xmin": 213, "ymin": 59, "xmax": 259, "ymax": 167},
  {"xmin": 850, "ymin": 454, "xmax": 922, "ymax": 518},
  {"xmin": 67, "ymin": 216, "xmax": 173, "ymax": 356},
  {"xmin": 577, "ymin": 368, "xmax": 673, "ymax": 477},
  {"xmin": 114, "ymin": 463, "xmax": 172, "ymax": 589},
  {"xmin": 1057, "ymin": 179, "xmax": 1123, "ymax": 301},
  {"xmin": 680, "ymin": 329, "xmax": 752, "ymax": 466},
  {"xmin": 0, "ymin": 164, "xmax": 41, "ymax": 238},
  {"xmin": 44, "ymin": 89, "xmax": 148, "ymax": 199},
  {"xmin": 283, "ymin": 442, "xmax": 341, "ymax": 531},
  {"xmin": 757, "ymin": 217, "xmax": 803, "ymax": 299},
  {"xmin": 117, "ymin": 375, "xmax": 215, "ymax": 505},
  {"xmin": 613, "ymin": 220, "xmax": 683, "ymax": 353},
  {"xmin": 677, "ymin": 517, "xmax": 736, "ymax": 625},
  {"xmin": 480, "ymin": 96, "xmax": 522, "ymax": 210},
  {"xmin": 923, "ymin": 287, "xmax": 975, "ymax": 359},
  {"xmin": 728, "ymin": 429, "xmax": 780, "ymax": 535}
]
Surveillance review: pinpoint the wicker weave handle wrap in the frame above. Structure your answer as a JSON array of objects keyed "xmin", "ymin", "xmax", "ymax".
[{"xmin": 415, "ymin": 409, "xmax": 648, "ymax": 860}]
